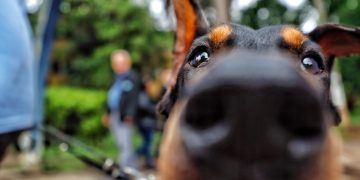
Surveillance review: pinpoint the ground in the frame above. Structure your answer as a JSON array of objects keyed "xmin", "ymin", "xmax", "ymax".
[
  {"xmin": 0, "ymin": 151, "xmax": 106, "ymax": 180},
  {"xmin": 342, "ymin": 126, "xmax": 360, "ymax": 180},
  {"xmin": 0, "ymin": 169, "xmax": 105, "ymax": 180},
  {"xmin": 1, "ymin": 126, "xmax": 360, "ymax": 180}
]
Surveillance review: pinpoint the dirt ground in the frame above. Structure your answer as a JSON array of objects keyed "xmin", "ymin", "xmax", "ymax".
[
  {"xmin": 0, "ymin": 169, "xmax": 106, "ymax": 180},
  {"xmin": 0, "ymin": 151, "xmax": 107, "ymax": 180},
  {"xmin": 1, "ymin": 127, "xmax": 360, "ymax": 180},
  {"xmin": 342, "ymin": 126, "xmax": 360, "ymax": 180}
]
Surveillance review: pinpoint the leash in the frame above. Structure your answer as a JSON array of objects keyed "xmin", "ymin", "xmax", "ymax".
[{"xmin": 43, "ymin": 126, "xmax": 151, "ymax": 180}]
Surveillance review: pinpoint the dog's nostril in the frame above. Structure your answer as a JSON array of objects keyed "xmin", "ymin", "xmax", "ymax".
[
  {"xmin": 291, "ymin": 127, "xmax": 322, "ymax": 139},
  {"xmin": 184, "ymin": 90, "xmax": 224, "ymax": 130},
  {"xmin": 279, "ymin": 115, "xmax": 324, "ymax": 139},
  {"xmin": 277, "ymin": 93, "xmax": 324, "ymax": 140}
]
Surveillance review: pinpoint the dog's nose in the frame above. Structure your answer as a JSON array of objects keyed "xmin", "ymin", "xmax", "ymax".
[{"xmin": 180, "ymin": 52, "xmax": 327, "ymax": 179}]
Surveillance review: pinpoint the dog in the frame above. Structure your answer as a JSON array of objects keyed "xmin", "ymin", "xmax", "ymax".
[{"xmin": 157, "ymin": 0, "xmax": 360, "ymax": 179}]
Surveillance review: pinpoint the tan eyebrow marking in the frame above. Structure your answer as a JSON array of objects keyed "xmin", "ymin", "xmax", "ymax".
[
  {"xmin": 209, "ymin": 25, "xmax": 232, "ymax": 48},
  {"xmin": 281, "ymin": 26, "xmax": 307, "ymax": 51}
]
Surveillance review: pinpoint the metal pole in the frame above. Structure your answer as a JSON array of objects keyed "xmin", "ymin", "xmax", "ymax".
[{"xmin": 23, "ymin": 0, "xmax": 61, "ymax": 168}]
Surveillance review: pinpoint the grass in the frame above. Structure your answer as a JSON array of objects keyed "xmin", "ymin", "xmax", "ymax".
[
  {"xmin": 42, "ymin": 130, "xmax": 161, "ymax": 172},
  {"xmin": 43, "ymin": 145, "xmax": 86, "ymax": 172},
  {"xmin": 350, "ymin": 107, "xmax": 360, "ymax": 125}
]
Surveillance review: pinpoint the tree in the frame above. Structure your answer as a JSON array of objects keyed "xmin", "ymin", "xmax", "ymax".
[
  {"xmin": 236, "ymin": 0, "xmax": 311, "ymax": 29},
  {"xmin": 51, "ymin": 0, "xmax": 173, "ymax": 88},
  {"xmin": 213, "ymin": 0, "xmax": 230, "ymax": 23}
]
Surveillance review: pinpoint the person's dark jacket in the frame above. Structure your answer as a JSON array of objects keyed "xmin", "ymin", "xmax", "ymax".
[
  {"xmin": 106, "ymin": 70, "xmax": 141, "ymax": 122},
  {"xmin": 137, "ymin": 87, "xmax": 157, "ymax": 128}
]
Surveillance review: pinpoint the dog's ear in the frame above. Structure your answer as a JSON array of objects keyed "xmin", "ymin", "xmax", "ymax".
[
  {"xmin": 157, "ymin": 0, "xmax": 209, "ymax": 118},
  {"xmin": 308, "ymin": 24, "xmax": 360, "ymax": 125},
  {"xmin": 308, "ymin": 24, "xmax": 360, "ymax": 69},
  {"xmin": 172, "ymin": 0, "xmax": 209, "ymax": 85}
]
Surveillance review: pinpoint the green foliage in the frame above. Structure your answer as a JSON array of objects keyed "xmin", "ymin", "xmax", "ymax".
[
  {"xmin": 236, "ymin": 0, "xmax": 360, "ymax": 30},
  {"xmin": 326, "ymin": 0, "xmax": 360, "ymax": 26},
  {"xmin": 346, "ymin": 93, "xmax": 360, "ymax": 125},
  {"xmin": 43, "ymin": 133, "xmax": 118, "ymax": 172},
  {"xmin": 350, "ymin": 107, "xmax": 360, "ymax": 124},
  {"xmin": 43, "ymin": 131, "xmax": 162, "ymax": 172},
  {"xmin": 43, "ymin": 145, "xmax": 86, "ymax": 172},
  {"xmin": 340, "ymin": 57, "xmax": 360, "ymax": 97},
  {"xmin": 45, "ymin": 86, "xmax": 107, "ymax": 139},
  {"xmin": 238, "ymin": 1, "xmax": 311, "ymax": 29},
  {"xmin": 52, "ymin": 0, "xmax": 173, "ymax": 88},
  {"xmin": 327, "ymin": 0, "xmax": 360, "ymax": 106}
]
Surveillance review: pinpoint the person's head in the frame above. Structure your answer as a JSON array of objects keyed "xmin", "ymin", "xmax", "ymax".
[{"xmin": 111, "ymin": 49, "xmax": 132, "ymax": 74}]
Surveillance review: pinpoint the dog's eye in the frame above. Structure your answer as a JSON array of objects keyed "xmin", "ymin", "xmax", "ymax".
[
  {"xmin": 189, "ymin": 51, "xmax": 209, "ymax": 67},
  {"xmin": 301, "ymin": 57, "xmax": 323, "ymax": 74}
]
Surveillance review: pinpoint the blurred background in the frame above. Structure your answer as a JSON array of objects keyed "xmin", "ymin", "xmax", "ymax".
[{"xmin": 1, "ymin": 0, "xmax": 360, "ymax": 179}]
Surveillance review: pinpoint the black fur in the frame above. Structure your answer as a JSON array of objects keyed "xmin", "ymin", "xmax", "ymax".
[{"xmin": 159, "ymin": 1, "xmax": 360, "ymax": 125}]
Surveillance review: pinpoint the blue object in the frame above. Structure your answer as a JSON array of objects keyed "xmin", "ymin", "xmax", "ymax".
[
  {"xmin": 0, "ymin": 0, "xmax": 35, "ymax": 134},
  {"xmin": 137, "ymin": 124, "xmax": 154, "ymax": 167},
  {"xmin": 34, "ymin": 0, "xmax": 61, "ymax": 126},
  {"xmin": 108, "ymin": 73, "xmax": 129, "ymax": 112}
]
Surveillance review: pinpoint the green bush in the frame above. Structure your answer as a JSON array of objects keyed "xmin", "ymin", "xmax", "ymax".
[
  {"xmin": 45, "ymin": 86, "xmax": 108, "ymax": 139},
  {"xmin": 44, "ymin": 85, "xmax": 161, "ymax": 172}
]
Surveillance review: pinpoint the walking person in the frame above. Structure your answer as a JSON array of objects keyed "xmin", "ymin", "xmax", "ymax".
[
  {"xmin": 136, "ymin": 82, "xmax": 157, "ymax": 169},
  {"xmin": 103, "ymin": 50, "xmax": 141, "ymax": 169}
]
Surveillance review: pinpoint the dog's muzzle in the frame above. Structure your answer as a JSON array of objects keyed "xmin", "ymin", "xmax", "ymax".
[{"xmin": 179, "ymin": 51, "xmax": 328, "ymax": 179}]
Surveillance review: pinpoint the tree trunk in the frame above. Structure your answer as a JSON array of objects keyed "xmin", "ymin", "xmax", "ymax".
[
  {"xmin": 313, "ymin": 0, "xmax": 350, "ymax": 128},
  {"xmin": 312, "ymin": 0, "xmax": 327, "ymax": 23},
  {"xmin": 213, "ymin": 0, "xmax": 230, "ymax": 23}
]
